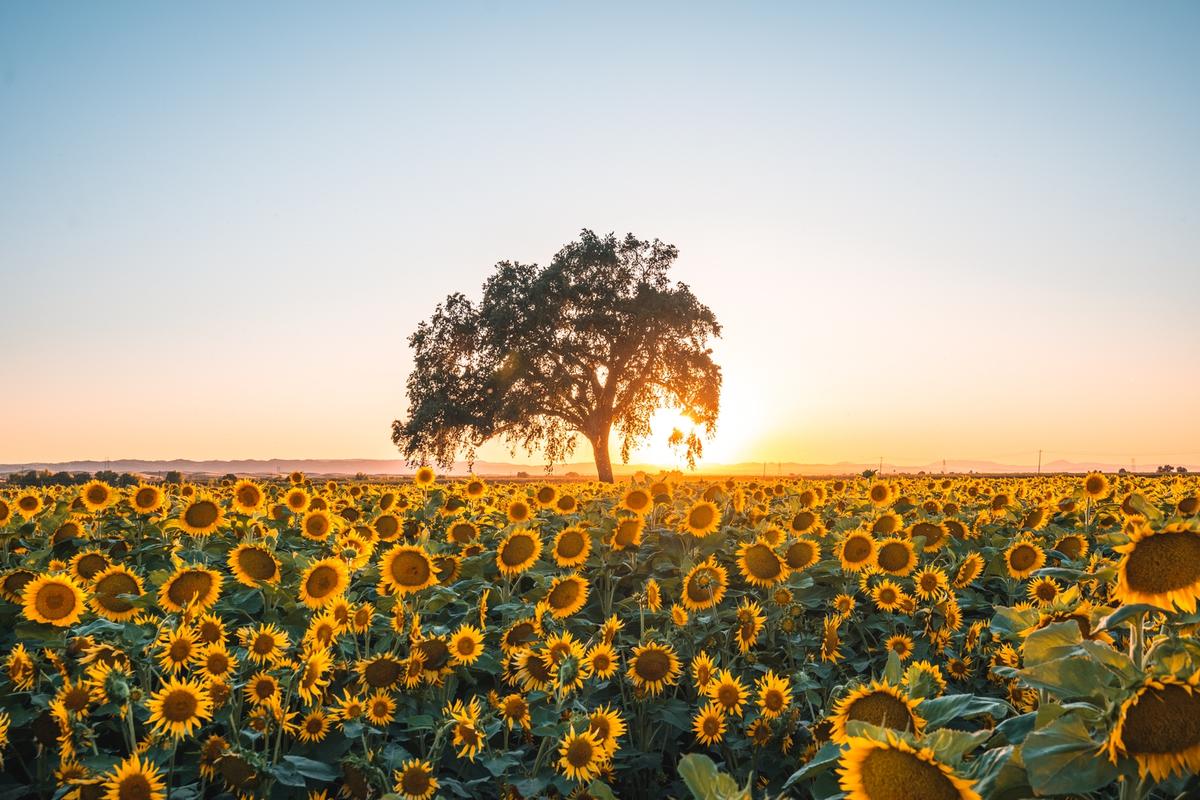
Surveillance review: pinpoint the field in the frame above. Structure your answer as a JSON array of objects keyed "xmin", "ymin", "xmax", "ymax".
[{"xmin": 0, "ymin": 471, "xmax": 1198, "ymax": 800}]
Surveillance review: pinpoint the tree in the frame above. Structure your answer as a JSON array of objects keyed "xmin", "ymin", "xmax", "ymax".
[{"xmin": 392, "ymin": 230, "xmax": 722, "ymax": 483}]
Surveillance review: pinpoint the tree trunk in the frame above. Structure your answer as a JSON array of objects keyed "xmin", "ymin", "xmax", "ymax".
[{"xmin": 591, "ymin": 425, "xmax": 614, "ymax": 483}]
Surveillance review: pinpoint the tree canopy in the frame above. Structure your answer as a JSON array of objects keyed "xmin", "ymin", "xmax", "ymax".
[{"xmin": 392, "ymin": 230, "xmax": 722, "ymax": 482}]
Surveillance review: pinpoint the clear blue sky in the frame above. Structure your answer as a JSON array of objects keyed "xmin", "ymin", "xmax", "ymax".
[{"xmin": 2, "ymin": 2, "xmax": 1198, "ymax": 466}]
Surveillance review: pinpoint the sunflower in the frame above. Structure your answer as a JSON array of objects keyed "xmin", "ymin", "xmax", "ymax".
[
  {"xmin": 297, "ymin": 648, "xmax": 333, "ymax": 704},
  {"xmin": 611, "ymin": 516, "xmax": 645, "ymax": 551},
  {"xmin": 159, "ymin": 565, "xmax": 222, "ymax": 613},
  {"xmin": 706, "ymin": 669, "xmax": 750, "ymax": 716},
  {"xmin": 15, "ymin": 492, "xmax": 43, "ymax": 519},
  {"xmin": 681, "ymin": 556, "xmax": 728, "ymax": 611},
  {"xmin": 908, "ymin": 521, "xmax": 948, "ymax": 551},
  {"xmin": 222, "ymin": 543, "xmax": 279, "ymax": 587},
  {"xmin": 1104, "ymin": 673, "xmax": 1200, "ymax": 780},
  {"xmin": 446, "ymin": 698, "xmax": 484, "ymax": 761},
  {"xmin": 627, "ymin": 641, "xmax": 681, "ymax": 696},
  {"xmin": 821, "ymin": 615, "xmax": 843, "ymax": 663},
  {"xmin": 378, "ymin": 544, "xmax": 437, "ymax": 595},
  {"xmin": 682, "ymin": 501, "xmax": 721, "ymax": 537},
  {"xmin": 393, "ymin": 759, "xmax": 439, "ymax": 800},
  {"xmin": 885, "ymin": 633, "xmax": 914, "ymax": 661},
  {"xmin": 756, "ymin": 670, "xmax": 792, "ymax": 719},
  {"xmin": 545, "ymin": 573, "xmax": 589, "ymax": 618},
  {"xmin": 358, "ymin": 654, "xmax": 404, "ymax": 689},
  {"xmin": 645, "ymin": 578, "xmax": 662, "ymax": 611},
  {"xmin": 366, "ymin": 690, "xmax": 397, "ymax": 726},
  {"xmin": 506, "ymin": 498, "xmax": 533, "ymax": 524},
  {"xmin": 952, "ymin": 553, "xmax": 984, "ymax": 588},
  {"xmin": 444, "ymin": 519, "xmax": 477, "ymax": 546},
  {"xmin": 449, "ymin": 624, "xmax": 485, "ymax": 666},
  {"xmin": 240, "ymin": 623, "xmax": 289, "ymax": 664},
  {"xmin": 839, "ymin": 531, "xmax": 877, "ymax": 572},
  {"xmin": 500, "ymin": 619, "xmax": 541, "ymax": 654},
  {"xmin": 557, "ymin": 728, "xmax": 605, "ymax": 783},
  {"xmin": 552, "ymin": 526, "xmax": 592, "ymax": 566},
  {"xmin": 1005, "ymin": 539, "xmax": 1046, "ymax": 580},
  {"xmin": 1083, "ymin": 471, "xmax": 1109, "ymax": 499},
  {"xmin": 867, "ymin": 481, "xmax": 894, "ymax": 507},
  {"xmin": 691, "ymin": 651, "xmax": 717, "ymax": 690},
  {"xmin": 733, "ymin": 599, "xmax": 766, "ymax": 653},
  {"xmin": 156, "ymin": 627, "xmax": 198, "ymax": 675},
  {"xmin": 736, "ymin": 539, "xmax": 788, "ymax": 587},
  {"xmin": 584, "ymin": 642, "xmax": 618, "ymax": 679},
  {"xmin": 830, "ymin": 681, "xmax": 925, "ymax": 743},
  {"xmin": 295, "ymin": 710, "xmax": 330, "ymax": 743},
  {"xmin": 870, "ymin": 513, "xmax": 904, "ymax": 536},
  {"xmin": 1026, "ymin": 576, "xmax": 1061, "ymax": 605},
  {"xmin": 871, "ymin": 579, "xmax": 905, "ymax": 613},
  {"xmin": 101, "ymin": 753, "xmax": 167, "ymax": 800},
  {"xmin": 499, "ymin": 693, "xmax": 531, "ymax": 730},
  {"xmin": 875, "ymin": 538, "xmax": 917, "ymax": 576},
  {"xmin": 1112, "ymin": 522, "xmax": 1200, "ymax": 612},
  {"xmin": 79, "ymin": 480, "xmax": 116, "ymax": 512},
  {"xmin": 413, "ymin": 466, "xmax": 436, "ymax": 487},
  {"xmin": 244, "ymin": 672, "xmax": 280, "ymax": 706},
  {"xmin": 837, "ymin": 733, "xmax": 980, "ymax": 800},
  {"xmin": 1052, "ymin": 533, "xmax": 1089, "ymax": 561},
  {"xmin": 587, "ymin": 704, "xmax": 626, "ymax": 757},
  {"xmin": 692, "ymin": 703, "xmax": 727, "ymax": 746},
  {"xmin": 0, "ymin": 499, "xmax": 12, "ymax": 527},
  {"xmin": 178, "ymin": 496, "xmax": 224, "ymax": 535},
  {"xmin": 148, "ymin": 676, "xmax": 213, "ymax": 739},
  {"xmin": 913, "ymin": 567, "xmax": 949, "ymax": 600},
  {"xmin": 129, "ymin": 484, "xmax": 167, "ymax": 515},
  {"xmin": 785, "ymin": 537, "xmax": 820, "ymax": 571},
  {"xmin": 621, "ymin": 487, "xmax": 653, "ymax": 515},
  {"xmin": 331, "ymin": 692, "xmax": 364, "ymax": 727},
  {"xmin": 298, "ymin": 558, "xmax": 349, "ymax": 608},
  {"xmin": 220, "ymin": 479, "xmax": 261, "ymax": 515},
  {"xmin": 496, "ymin": 530, "xmax": 542, "ymax": 576},
  {"xmin": 22, "ymin": 574, "xmax": 86, "ymax": 627},
  {"xmin": 464, "ymin": 477, "xmax": 487, "ymax": 499},
  {"xmin": 6, "ymin": 643, "xmax": 35, "ymax": 690}
]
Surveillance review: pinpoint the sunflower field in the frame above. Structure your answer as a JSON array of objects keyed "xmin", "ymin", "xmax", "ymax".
[{"xmin": 0, "ymin": 469, "xmax": 1198, "ymax": 800}]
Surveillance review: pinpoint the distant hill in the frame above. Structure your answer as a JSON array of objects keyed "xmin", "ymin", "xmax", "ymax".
[{"xmin": 1, "ymin": 457, "xmax": 1191, "ymax": 478}]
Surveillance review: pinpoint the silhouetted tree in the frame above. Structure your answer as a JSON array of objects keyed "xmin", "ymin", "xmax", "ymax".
[{"xmin": 392, "ymin": 230, "xmax": 722, "ymax": 482}]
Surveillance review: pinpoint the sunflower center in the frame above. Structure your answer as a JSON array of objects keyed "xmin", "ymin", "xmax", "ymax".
[
  {"xmin": 744, "ymin": 544, "xmax": 782, "ymax": 579},
  {"xmin": 167, "ymin": 571, "xmax": 214, "ymax": 607},
  {"xmin": 1120, "ymin": 684, "xmax": 1200, "ymax": 755},
  {"xmin": 1124, "ymin": 530, "xmax": 1200, "ymax": 594},
  {"xmin": 306, "ymin": 566, "xmax": 340, "ymax": 598},
  {"xmin": 877, "ymin": 542, "xmax": 912, "ymax": 572},
  {"xmin": 500, "ymin": 534, "xmax": 536, "ymax": 566},
  {"xmin": 548, "ymin": 579, "xmax": 582, "ymax": 609},
  {"xmin": 566, "ymin": 737, "xmax": 595, "ymax": 767},
  {"xmin": 390, "ymin": 551, "xmax": 432, "ymax": 586},
  {"xmin": 844, "ymin": 536, "xmax": 872, "ymax": 563},
  {"xmin": 162, "ymin": 689, "xmax": 199, "ymax": 721},
  {"xmin": 689, "ymin": 505, "xmax": 715, "ymax": 530},
  {"xmin": 703, "ymin": 715, "xmax": 721, "ymax": 735},
  {"xmin": 238, "ymin": 548, "xmax": 278, "ymax": 580},
  {"xmin": 364, "ymin": 658, "xmax": 402, "ymax": 687},
  {"xmin": 558, "ymin": 530, "xmax": 586, "ymax": 557},
  {"xmin": 1006, "ymin": 545, "xmax": 1039, "ymax": 574},
  {"xmin": 765, "ymin": 689, "xmax": 784, "ymax": 710},
  {"xmin": 401, "ymin": 767, "xmax": 432, "ymax": 796},
  {"xmin": 185, "ymin": 501, "xmax": 220, "ymax": 529},
  {"xmin": 418, "ymin": 639, "xmax": 449, "ymax": 670},
  {"xmin": 858, "ymin": 746, "xmax": 963, "ymax": 800},
  {"xmin": 787, "ymin": 541, "xmax": 816, "ymax": 569},
  {"xmin": 847, "ymin": 691, "xmax": 916, "ymax": 732},
  {"xmin": 117, "ymin": 774, "xmax": 154, "ymax": 800},
  {"xmin": 635, "ymin": 650, "xmax": 670, "ymax": 681},
  {"xmin": 35, "ymin": 583, "xmax": 78, "ymax": 620},
  {"xmin": 94, "ymin": 572, "xmax": 139, "ymax": 611}
]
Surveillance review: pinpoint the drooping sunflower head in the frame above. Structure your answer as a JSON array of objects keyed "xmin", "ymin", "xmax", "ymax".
[
  {"xmin": 837, "ymin": 733, "xmax": 980, "ymax": 800},
  {"xmin": 829, "ymin": 681, "xmax": 925, "ymax": 743},
  {"xmin": 1113, "ymin": 522, "xmax": 1200, "ymax": 612},
  {"xmin": 1104, "ymin": 674, "xmax": 1200, "ymax": 781}
]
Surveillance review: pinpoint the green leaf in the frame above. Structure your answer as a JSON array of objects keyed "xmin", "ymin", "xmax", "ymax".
[
  {"xmin": 783, "ymin": 742, "xmax": 842, "ymax": 789},
  {"xmin": 1022, "ymin": 714, "xmax": 1118, "ymax": 795},
  {"xmin": 585, "ymin": 781, "xmax": 618, "ymax": 800},
  {"xmin": 925, "ymin": 728, "xmax": 991, "ymax": 762},
  {"xmin": 882, "ymin": 649, "xmax": 903, "ymax": 685},
  {"xmin": 282, "ymin": 755, "xmax": 338, "ymax": 782},
  {"xmin": 268, "ymin": 761, "xmax": 307, "ymax": 788},
  {"xmin": 678, "ymin": 753, "xmax": 721, "ymax": 799},
  {"xmin": 1021, "ymin": 621, "xmax": 1082, "ymax": 665},
  {"xmin": 918, "ymin": 694, "xmax": 1014, "ymax": 728},
  {"xmin": 1097, "ymin": 604, "xmax": 1160, "ymax": 632}
]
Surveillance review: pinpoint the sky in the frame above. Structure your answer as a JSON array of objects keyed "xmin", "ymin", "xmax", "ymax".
[{"xmin": 2, "ymin": 1, "xmax": 1198, "ymax": 469}]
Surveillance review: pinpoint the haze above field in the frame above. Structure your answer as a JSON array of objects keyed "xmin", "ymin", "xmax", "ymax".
[{"xmin": 2, "ymin": 2, "xmax": 1199, "ymax": 469}]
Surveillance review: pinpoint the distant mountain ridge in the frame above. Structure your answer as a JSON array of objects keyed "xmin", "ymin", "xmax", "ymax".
[{"xmin": 2, "ymin": 457, "xmax": 1191, "ymax": 478}]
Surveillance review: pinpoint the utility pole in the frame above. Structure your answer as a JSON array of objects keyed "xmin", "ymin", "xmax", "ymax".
[
  {"xmin": 879, "ymin": 456, "xmax": 884, "ymax": 474},
  {"xmin": 942, "ymin": 458, "xmax": 946, "ymax": 475},
  {"xmin": 1037, "ymin": 449, "xmax": 1042, "ymax": 475}
]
